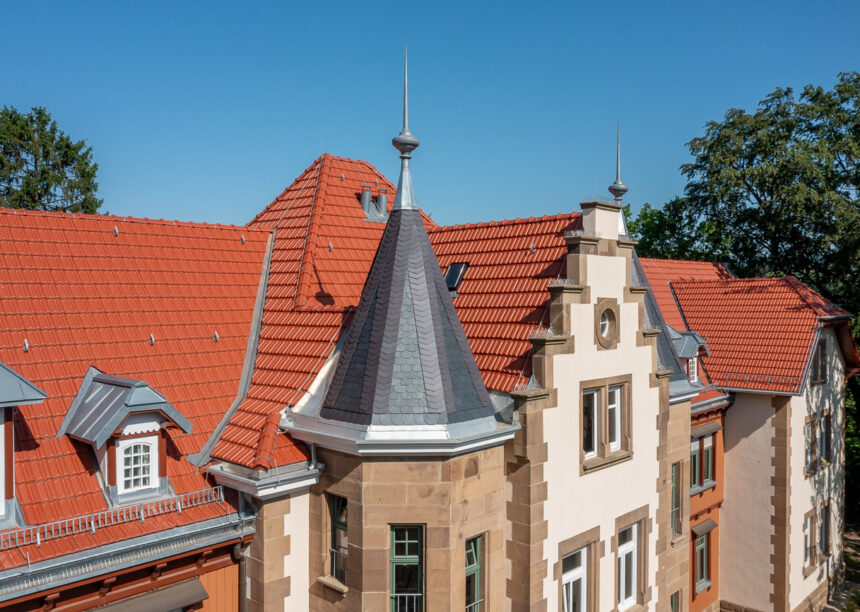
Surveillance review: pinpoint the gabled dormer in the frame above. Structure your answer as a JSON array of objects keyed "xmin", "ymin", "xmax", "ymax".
[
  {"xmin": 57, "ymin": 367, "xmax": 192, "ymax": 504},
  {"xmin": 0, "ymin": 361, "xmax": 46, "ymax": 525},
  {"xmin": 665, "ymin": 327, "xmax": 710, "ymax": 383}
]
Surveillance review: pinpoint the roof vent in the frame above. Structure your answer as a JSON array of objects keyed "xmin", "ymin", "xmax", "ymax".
[
  {"xmin": 444, "ymin": 262, "xmax": 470, "ymax": 292},
  {"xmin": 359, "ymin": 184, "xmax": 372, "ymax": 215},
  {"xmin": 377, "ymin": 189, "xmax": 388, "ymax": 215}
]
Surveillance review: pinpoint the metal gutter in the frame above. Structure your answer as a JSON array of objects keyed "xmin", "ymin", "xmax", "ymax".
[
  {"xmin": 0, "ymin": 511, "xmax": 256, "ymax": 603},
  {"xmin": 207, "ymin": 461, "xmax": 321, "ymax": 501},
  {"xmin": 189, "ymin": 229, "xmax": 276, "ymax": 467}
]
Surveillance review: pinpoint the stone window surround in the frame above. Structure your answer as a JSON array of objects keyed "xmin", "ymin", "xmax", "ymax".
[
  {"xmin": 802, "ymin": 507, "xmax": 818, "ymax": 578},
  {"xmin": 811, "ymin": 338, "xmax": 827, "ymax": 385},
  {"xmin": 594, "ymin": 298, "xmax": 620, "ymax": 351},
  {"xmin": 580, "ymin": 375, "xmax": 633, "ymax": 475},
  {"xmin": 819, "ymin": 502, "xmax": 830, "ymax": 560},
  {"xmin": 554, "ymin": 525, "xmax": 603, "ymax": 612},
  {"xmin": 804, "ymin": 413, "xmax": 820, "ymax": 478},
  {"xmin": 610, "ymin": 504, "xmax": 652, "ymax": 612},
  {"xmin": 317, "ymin": 491, "xmax": 349, "ymax": 595}
]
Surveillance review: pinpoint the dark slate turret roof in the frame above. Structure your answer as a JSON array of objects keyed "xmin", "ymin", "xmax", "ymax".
[{"xmin": 321, "ymin": 208, "xmax": 493, "ymax": 427}]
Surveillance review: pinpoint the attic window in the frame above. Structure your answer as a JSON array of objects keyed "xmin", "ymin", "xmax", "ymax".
[
  {"xmin": 444, "ymin": 262, "xmax": 469, "ymax": 292},
  {"xmin": 118, "ymin": 436, "xmax": 158, "ymax": 494}
]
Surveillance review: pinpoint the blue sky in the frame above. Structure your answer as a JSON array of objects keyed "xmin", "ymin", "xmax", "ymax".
[{"xmin": 2, "ymin": 1, "xmax": 858, "ymax": 227}]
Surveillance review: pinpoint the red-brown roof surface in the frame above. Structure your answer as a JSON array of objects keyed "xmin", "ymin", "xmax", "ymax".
[
  {"xmin": 0, "ymin": 207, "xmax": 290, "ymax": 565},
  {"xmin": 639, "ymin": 258, "xmax": 732, "ymax": 330},
  {"xmin": 672, "ymin": 277, "xmax": 842, "ymax": 393}
]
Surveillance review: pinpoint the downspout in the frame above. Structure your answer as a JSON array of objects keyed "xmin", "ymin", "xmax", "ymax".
[{"xmin": 233, "ymin": 494, "xmax": 248, "ymax": 612}]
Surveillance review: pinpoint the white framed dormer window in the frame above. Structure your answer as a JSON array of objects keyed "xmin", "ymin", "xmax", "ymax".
[
  {"xmin": 582, "ymin": 390, "xmax": 598, "ymax": 460},
  {"xmin": 561, "ymin": 546, "xmax": 587, "ymax": 612},
  {"xmin": 617, "ymin": 524, "xmax": 637, "ymax": 610},
  {"xmin": 117, "ymin": 435, "xmax": 159, "ymax": 494},
  {"xmin": 688, "ymin": 357, "xmax": 698, "ymax": 383},
  {"xmin": 608, "ymin": 386, "xmax": 622, "ymax": 452}
]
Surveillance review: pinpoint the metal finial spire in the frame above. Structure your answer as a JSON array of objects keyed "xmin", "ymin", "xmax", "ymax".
[
  {"xmin": 392, "ymin": 48, "xmax": 419, "ymax": 211},
  {"xmin": 608, "ymin": 122, "xmax": 628, "ymax": 204}
]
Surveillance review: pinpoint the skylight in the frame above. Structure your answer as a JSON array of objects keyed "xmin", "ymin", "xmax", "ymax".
[{"xmin": 444, "ymin": 262, "xmax": 469, "ymax": 291}]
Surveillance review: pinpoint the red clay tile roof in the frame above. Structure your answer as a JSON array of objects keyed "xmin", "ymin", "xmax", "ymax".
[
  {"xmin": 671, "ymin": 277, "xmax": 843, "ymax": 393},
  {"xmin": 0, "ymin": 207, "xmax": 290, "ymax": 565},
  {"xmin": 429, "ymin": 214, "xmax": 579, "ymax": 392},
  {"xmin": 638, "ymin": 258, "xmax": 732, "ymax": 330}
]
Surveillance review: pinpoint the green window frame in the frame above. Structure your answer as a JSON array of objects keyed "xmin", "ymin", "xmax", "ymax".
[
  {"xmin": 695, "ymin": 534, "xmax": 709, "ymax": 591},
  {"xmin": 690, "ymin": 440, "xmax": 701, "ymax": 490},
  {"xmin": 670, "ymin": 591, "xmax": 680, "ymax": 612},
  {"xmin": 328, "ymin": 494, "xmax": 348, "ymax": 582},
  {"xmin": 390, "ymin": 526, "xmax": 423, "ymax": 611},
  {"xmin": 465, "ymin": 535, "xmax": 484, "ymax": 611},
  {"xmin": 703, "ymin": 436, "xmax": 714, "ymax": 485}
]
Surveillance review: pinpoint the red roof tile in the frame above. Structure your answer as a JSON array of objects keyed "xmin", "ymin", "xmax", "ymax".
[
  {"xmin": 0, "ymin": 207, "xmax": 282, "ymax": 565},
  {"xmin": 638, "ymin": 258, "xmax": 732, "ymax": 330},
  {"xmin": 671, "ymin": 277, "xmax": 837, "ymax": 393}
]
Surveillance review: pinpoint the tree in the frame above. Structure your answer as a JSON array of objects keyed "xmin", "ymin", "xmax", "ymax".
[
  {"xmin": 630, "ymin": 71, "xmax": 860, "ymax": 523},
  {"xmin": 0, "ymin": 106, "xmax": 102, "ymax": 213}
]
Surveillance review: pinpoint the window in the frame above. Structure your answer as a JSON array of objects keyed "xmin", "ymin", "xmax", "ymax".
[
  {"xmin": 580, "ymin": 377, "xmax": 632, "ymax": 472},
  {"xmin": 690, "ymin": 435, "xmax": 714, "ymax": 492},
  {"xmin": 116, "ymin": 435, "xmax": 158, "ymax": 494},
  {"xmin": 695, "ymin": 534, "xmax": 709, "ymax": 591},
  {"xmin": 594, "ymin": 299, "xmax": 619, "ymax": 349},
  {"xmin": 562, "ymin": 546, "xmax": 587, "ymax": 612},
  {"xmin": 690, "ymin": 439, "xmax": 701, "ymax": 490},
  {"xmin": 328, "ymin": 495, "xmax": 348, "ymax": 583},
  {"xmin": 820, "ymin": 504, "xmax": 830, "ymax": 558},
  {"xmin": 803, "ymin": 513, "xmax": 815, "ymax": 568},
  {"xmin": 599, "ymin": 311, "xmax": 613, "ymax": 339},
  {"xmin": 671, "ymin": 462, "xmax": 682, "ymax": 536},
  {"xmin": 391, "ymin": 526, "xmax": 423, "ymax": 612},
  {"xmin": 617, "ymin": 525, "xmax": 637, "ymax": 610},
  {"xmin": 821, "ymin": 414, "xmax": 832, "ymax": 464},
  {"xmin": 688, "ymin": 357, "xmax": 698, "ymax": 383},
  {"xmin": 806, "ymin": 419, "xmax": 818, "ymax": 474},
  {"xmin": 444, "ymin": 262, "xmax": 469, "ymax": 292},
  {"xmin": 670, "ymin": 591, "xmax": 680, "ymax": 612},
  {"xmin": 465, "ymin": 535, "xmax": 484, "ymax": 611},
  {"xmin": 812, "ymin": 339, "xmax": 827, "ymax": 384},
  {"xmin": 583, "ymin": 390, "xmax": 597, "ymax": 459}
]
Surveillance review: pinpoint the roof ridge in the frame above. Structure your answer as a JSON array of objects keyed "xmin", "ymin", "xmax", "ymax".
[
  {"xmin": 638, "ymin": 256, "xmax": 725, "ymax": 265},
  {"xmin": 431, "ymin": 211, "xmax": 580, "ymax": 233},
  {"xmin": 291, "ymin": 155, "xmax": 327, "ymax": 309},
  {"xmin": 0, "ymin": 206, "xmax": 267, "ymax": 233}
]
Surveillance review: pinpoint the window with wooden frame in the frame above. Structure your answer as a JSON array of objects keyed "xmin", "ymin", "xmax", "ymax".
[
  {"xmin": 811, "ymin": 339, "xmax": 827, "ymax": 384},
  {"xmin": 580, "ymin": 376, "xmax": 632, "ymax": 473},
  {"xmin": 688, "ymin": 357, "xmax": 698, "ymax": 383},
  {"xmin": 617, "ymin": 524, "xmax": 638, "ymax": 610},
  {"xmin": 694, "ymin": 534, "xmax": 709, "ymax": 592},
  {"xmin": 690, "ymin": 435, "xmax": 715, "ymax": 493},
  {"xmin": 465, "ymin": 535, "xmax": 484, "ymax": 612},
  {"xmin": 390, "ymin": 525, "xmax": 423, "ymax": 611},
  {"xmin": 561, "ymin": 546, "xmax": 587, "ymax": 612},
  {"xmin": 328, "ymin": 494, "xmax": 348, "ymax": 583},
  {"xmin": 613, "ymin": 506, "xmax": 649, "ymax": 611},
  {"xmin": 555, "ymin": 526, "xmax": 600, "ymax": 612},
  {"xmin": 116, "ymin": 435, "xmax": 159, "ymax": 495}
]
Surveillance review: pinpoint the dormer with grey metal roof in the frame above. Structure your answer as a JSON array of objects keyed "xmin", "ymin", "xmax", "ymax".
[
  {"xmin": 58, "ymin": 367, "xmax": 192, "ymax": 448},
  {"xmin": 0, "ymin": 361, "xmax": 46, "ymax": 408}
]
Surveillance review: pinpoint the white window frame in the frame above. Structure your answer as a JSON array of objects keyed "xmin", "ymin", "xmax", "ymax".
[
  {"xmin": 582, "ymin": 390, "xmax": 598, "ymax": 460},
  {"xmin": 599, "ymin": 311, "xmax": 610, "ymax": 338},
  {"xmin": 561, "ymin": 546, "xmax": 587, "ymax": 612},
  {"xmin": 607, "ymin": 386, "xmax": 622, "ymax": 452},
  {"xmin": 116, "ymin": 435, "xmax": 159, "ymax": 494},
  {"xmin": 617, "ymin": 524, "xmax": 637, "ymax": 610},
  {"xmin": 688, "ymin": 357, "xmax": 698, "ymax": 382},
  {"xmin": 804, "ymin": 515, "xmax": 813, "ymax": 565}
]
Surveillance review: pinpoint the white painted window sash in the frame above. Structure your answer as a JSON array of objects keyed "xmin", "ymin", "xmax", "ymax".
[
  {"xmin": 617, "ymin": 524, "xmax": 637, "ymax": 610},
  {"xmin": 561, "ymin": 546, "xmax": 587, "ymax": 612},
  {"xmin": 608, "ymin": 386, "xmax": 622, "ymax": 452}
]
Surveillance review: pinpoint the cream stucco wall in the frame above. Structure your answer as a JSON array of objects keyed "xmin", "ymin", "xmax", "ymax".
[
  {"xmin": 720, "ymin": 392, "xmax": 775, "ymax": 610},
  {"xmin": 788, "ymin": 326, "xmax": 845, "ymax": 609},
  {"xmin": 283, "ymin": 491, "xmax": 310, "ymax": 612},
  {"xmin": 543, "ymin": 253, "xmax": 661, "ymax": 610}
]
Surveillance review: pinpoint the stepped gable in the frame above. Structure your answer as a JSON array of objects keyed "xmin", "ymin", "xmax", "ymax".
[
  {"xmin": 0, "ymin": 207, "xmax": 301, "ymax": 568},
  {"xmin": 321, "ymin": 207, "xmax": 493, "ymax": 426},
  {"xmin": 672, "ymin": 276, "xmax": 854, "ymax": 393}
]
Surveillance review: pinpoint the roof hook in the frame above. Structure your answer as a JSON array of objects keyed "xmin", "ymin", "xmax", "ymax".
[
  {"xmin": 149, "ymin": 333, "xmax": 155, "ymax": 345},
  {"xmin": 113, "ymin": 226, "xmax": 119, "ymax": 237},
  {"xmin": 529, "ymin": 240, "xmax": 536, "ymax": 254},
  {"xmin": 23, "ymin": 338, "xmax": 29, "ymax": 352},
  {"xmin": 340, "ymin": 172, "xmax": 345, "ymax": 181},
  {"xmin": 241, "ymin": 234, "xmax": 246, "ymax": 244},
  {"xmin": 328, "ymin": 241, "xmax": 334, "ymax": 252},
  {"xmin": 213, "ymin": 331, "xmax": 220, "ymax": 342}
]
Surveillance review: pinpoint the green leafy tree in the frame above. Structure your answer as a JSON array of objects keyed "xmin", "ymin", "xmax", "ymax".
[
  {"xmin": 0, "ymin": 106, "xmax": 102, "ymax": 213},
  {"xmin": 630, "ymin": 72, "xmax": 860, "ymax": 523}
]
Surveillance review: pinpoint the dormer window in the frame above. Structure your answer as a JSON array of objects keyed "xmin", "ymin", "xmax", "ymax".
[
  {"xmin": 117, "ymin": 436, "xmax": 158, "ymax": 494},
  {"xmin": 57, "ymin": 367, "xmax": 192, "ymax": 504},
  {"xmin": 688, "ymin": 357, "xmax": 698, "ymax": 383}
]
